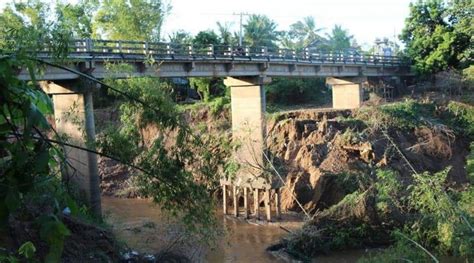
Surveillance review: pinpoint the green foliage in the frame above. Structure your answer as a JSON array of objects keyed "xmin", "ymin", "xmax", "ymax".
[
  {"xmin": 467, "ymin": 143, "xmax": 474, "ymax": 183},
  {"xmin": 358, "ymin": 236, "xmax": 432, "ymax": 263},
  {"xmin": 167, "ymin": 30, "xmax": 193, "ymax": 45},
  {"xmin": 362, "ymin": 168, "xmax": 474, "ymax": 261},
  {"xmin": 0, "ymin": 31, "xmax": 83, "ymax": 262},
  {"xmin": 192, "ymin": 30, "xmax": 220, "ymax": 47},
  {"xmin": 216, "ymin": 22, "xmax": 235, "ymax": 45},
  {"xmin": 445, "ymin": 101, "xmax": 474, "ymax": 138},
  {"xmin": 189, "ymin": 78, "xmax": 227, "ymax": 104},
  {"xmin": 209, "ymin": 96, "xmax": 231, "ymax": 116},
  {"xmin": 374, "ymin": 169, "xmax": 403, "ymax": 215},
  {"xmin": 18, "ymin": 241, "xmax": 36, "ymax": 260},
  {"xmin": 400, "ymin": 0, "xmax": 472, "ymax": 74},
  {"xmin": 286, "ymin": 16, "xmax": 324, "ymax": 50},
  {"xmin": 244, "ymin": 14, "xmax": 279, "ymax": 47},
  {"xmin": 324, "ymin": 25, "xmax": 354, "ymax": 52},
  {"xmin": 39, "ymin": 216, "xmax": 71, "ymax": 263},
  {"xmin": 55, "ymin": 0, "xmax": 96, "ymax": 38},
  {"xmin": 355, "ymin": 100, "xmax": 437, "ymax": 130},
  {"xmin": 99, "ymin": 69, "xmax": 223, "ymax": 243},
  {"xmin": 190, "ymin": 78, "xmax": 212, "ymax": 102},
  {"xmin": 286, "ymin": 191, "xmax": 379, "ymax": 258},
  {"xmin": 93, "ymin": 0, "xmax": 170, "ymax": 41},
  {"xmin": 265, "ymin": 77, "xmax": 329, "ymax": 106}
]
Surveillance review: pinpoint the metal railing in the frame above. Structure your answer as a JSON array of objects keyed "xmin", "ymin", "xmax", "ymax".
[{"xmin": 28, "ymin": 39, "xmax": 408, "ymax": 66}]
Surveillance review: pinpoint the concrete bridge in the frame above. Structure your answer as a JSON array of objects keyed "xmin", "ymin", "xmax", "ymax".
[{"xmin": 29, "ymin": 39, "xmax": 412, "ymax": 219}]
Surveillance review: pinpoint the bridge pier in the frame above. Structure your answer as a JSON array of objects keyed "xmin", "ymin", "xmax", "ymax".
[
  {"xmin": 327, "ymin": 77, "xmax": 367, "ymax": 109},
  {"xmin": 221, "ymin": 76, "xmax": 281, "ymax": 221},
  {"xmin": 40, "ymin": 81, "xmax": 102, "ymax": 217}
]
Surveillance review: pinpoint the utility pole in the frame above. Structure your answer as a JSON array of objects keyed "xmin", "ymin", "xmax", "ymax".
[{"xmin": 233, "ymin": 12, "xmax": 249, "ymax": 46}]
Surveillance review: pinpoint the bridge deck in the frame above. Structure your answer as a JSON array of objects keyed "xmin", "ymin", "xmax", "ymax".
[{"xmin": 14, "ymin": 39, "xmax": 412, "ymax": 80}]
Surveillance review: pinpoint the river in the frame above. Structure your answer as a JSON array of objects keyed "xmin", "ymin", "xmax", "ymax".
[{"xmin": 102, "ymin": 197, "xmax": 370, "ymax": 262}]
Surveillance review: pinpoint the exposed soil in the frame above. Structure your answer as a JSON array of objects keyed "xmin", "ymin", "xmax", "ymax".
[
  {"xmin": 97, "ymin": 104, "xmax": 470, "ymax": 213},
  {"xmin": 266, "ymin": 109, "xmax": 470, "ymax": 213}
]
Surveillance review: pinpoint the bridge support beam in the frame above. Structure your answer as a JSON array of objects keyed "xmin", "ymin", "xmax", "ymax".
[
  {"xmin": 40, "ymin": 81, "xmax": 102, "ymax": 217},
  {"xmin": 327, "ymin": 77, "xmax": 367, "ymax": 109},
  {"xmin": 224, "ymin": 77, "xmax": 269, "ymax": 188},
  {"xmin": 221, "ymin": 76, "xmax": 281, "ymax": 222}
]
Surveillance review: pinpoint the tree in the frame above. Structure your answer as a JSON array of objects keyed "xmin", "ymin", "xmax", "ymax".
[
  {"xmin": 243, "ymin": 14, "xmax": 278, "ymax": 47},
  {"xmin": 0, "ymin": 0, "xmax": 48, "ymax": 39},
  {"xmin": 56, "ymin": 0, "xmax": 97, "ymax": 38},
  {"xmin": 168, "ymin": 30, "xmax": 193, "ymax": 45},
  {"xmin": 0, "ymin": 0, "xmax": 71, "ymax": 55},
  {"xmin": 216, "ymin": 21, "xmax": 235, "ymax": 45},
  {"xmin": 400, "ymin": 0, "xmax": 472, "ymax": 74},
  {"xmin": 288, "ymin": 16, "xmax": 324, "ymax": 50},
  {"xmin": 448, "ymin": 0, "xmax": 473, "ymax": 68},
  {"xmin": 325, "ymin": 25, "xmax": 354, "ymax": 52},
  {"xmin": 192, "ymin": 30, "xmax": 220, "ymax": 48},
  {"xmin": 93, "ymin": 0, "xmax": 170, "ymax": 41}
]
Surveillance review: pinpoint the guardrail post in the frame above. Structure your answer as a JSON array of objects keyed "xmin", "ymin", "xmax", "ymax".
[
  {"xmin": 208, "ymin": 44, "xmax": 214, "ymax": 56},
  {"xmin": 143, "ymin": 42, "xmax": 149, "ymax": 55},
  {"xmin": 117, "ymin": 41, "xmax": 122, "ymax": 53},
  {"xmin": 85, "ymin": 38, "xmax": 92, "ymax": 53},
  {"xmin": 304, "ymin": 48, "xmax": 309, "ymax": 60},
  {"xmin": 188, "ymin": 45, "xmax": 193, "ymax": 56}
]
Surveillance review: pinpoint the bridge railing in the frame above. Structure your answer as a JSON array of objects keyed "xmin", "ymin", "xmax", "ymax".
[{"xmin": 37, "ymin": 39, "xmax": 408, "ymax": 66}]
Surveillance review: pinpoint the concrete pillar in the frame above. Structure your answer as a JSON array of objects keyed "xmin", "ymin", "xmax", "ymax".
[
  {"xmin": 326, "ymin": 77, "xmax": 367, "ymax": 109},
  {"xmin": 224, "ymin": 76, "xmax": 270, "ymax": 189},
  {"xmin": 40, "ymin": 81, "xmax": 102, "ymax": 216}
]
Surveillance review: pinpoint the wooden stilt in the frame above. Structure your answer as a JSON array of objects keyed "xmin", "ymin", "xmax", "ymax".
[
  {"xmin": 254, "ymin": 188, "xmax": 260, "ymax": 219},
  {"xmin": 243, "ymin": 187, "xmax": 249, "ymax": 219},
  {"xmin": 223, "ymin": 185, "xmax": 227, "ymax": 215},
  {"xmin": 275, "ymin": 188, "xmax": 281, "ymax": 219},
  {"xmin": 265, "ymin": 189, "xmax": 271, "ymax": 221},
  {"xmin": 233, "ymin": 186, "xmax": 238, "ymax": 217}
]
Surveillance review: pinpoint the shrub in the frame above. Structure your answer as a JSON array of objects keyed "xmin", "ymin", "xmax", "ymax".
[{"xmin": 265, "ymin": 77, "xmax": 329, "ymax": 106}]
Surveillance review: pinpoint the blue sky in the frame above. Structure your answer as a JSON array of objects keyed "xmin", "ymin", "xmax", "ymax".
[{"xmin": 1, "ymin": 0, "xmax": 414, "ymax": 47}]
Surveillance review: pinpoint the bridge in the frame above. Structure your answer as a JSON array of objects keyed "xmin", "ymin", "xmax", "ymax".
[{"xmin": 27, "ymin": 39, "xmax": 413, "ymax": 219}]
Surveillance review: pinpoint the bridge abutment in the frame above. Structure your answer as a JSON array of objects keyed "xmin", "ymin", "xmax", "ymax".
[
  {"xmin": 327, "ymin": 77, "xmax": 367, "ymax": 109},
  {"xmin": 222, "ymin": 76, "xmax": 281, "ymax": 221},
  {"xmin": 40, "ymin": 81, "xmax": 102, "ymax": 217}
]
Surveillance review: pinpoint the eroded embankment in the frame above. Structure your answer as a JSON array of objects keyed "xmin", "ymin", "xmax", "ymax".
[
  {"xmin": 266, "ymin": 101, "xmax": 473, "ymax": 260},
  {"xmin": 97, "ymin": 100, "xmax": 473, "ymax": 260},
  {"xmin": 266, "ymin": 107, "xmax": 469, "ymax": 213}
]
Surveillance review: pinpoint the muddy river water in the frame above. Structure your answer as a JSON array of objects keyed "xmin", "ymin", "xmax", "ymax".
[{"xmin": 102, "ymin": 197, "xmax": 369, "ymax": 262}]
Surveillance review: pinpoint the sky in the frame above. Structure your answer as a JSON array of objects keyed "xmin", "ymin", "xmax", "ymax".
[
  {"xmin": 1, "ymin": 0, "xmax": 414, "ymax": 48},
  {"xmin": 162, "ymin": 0, "xmax": 413, "ymax": 47}
]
